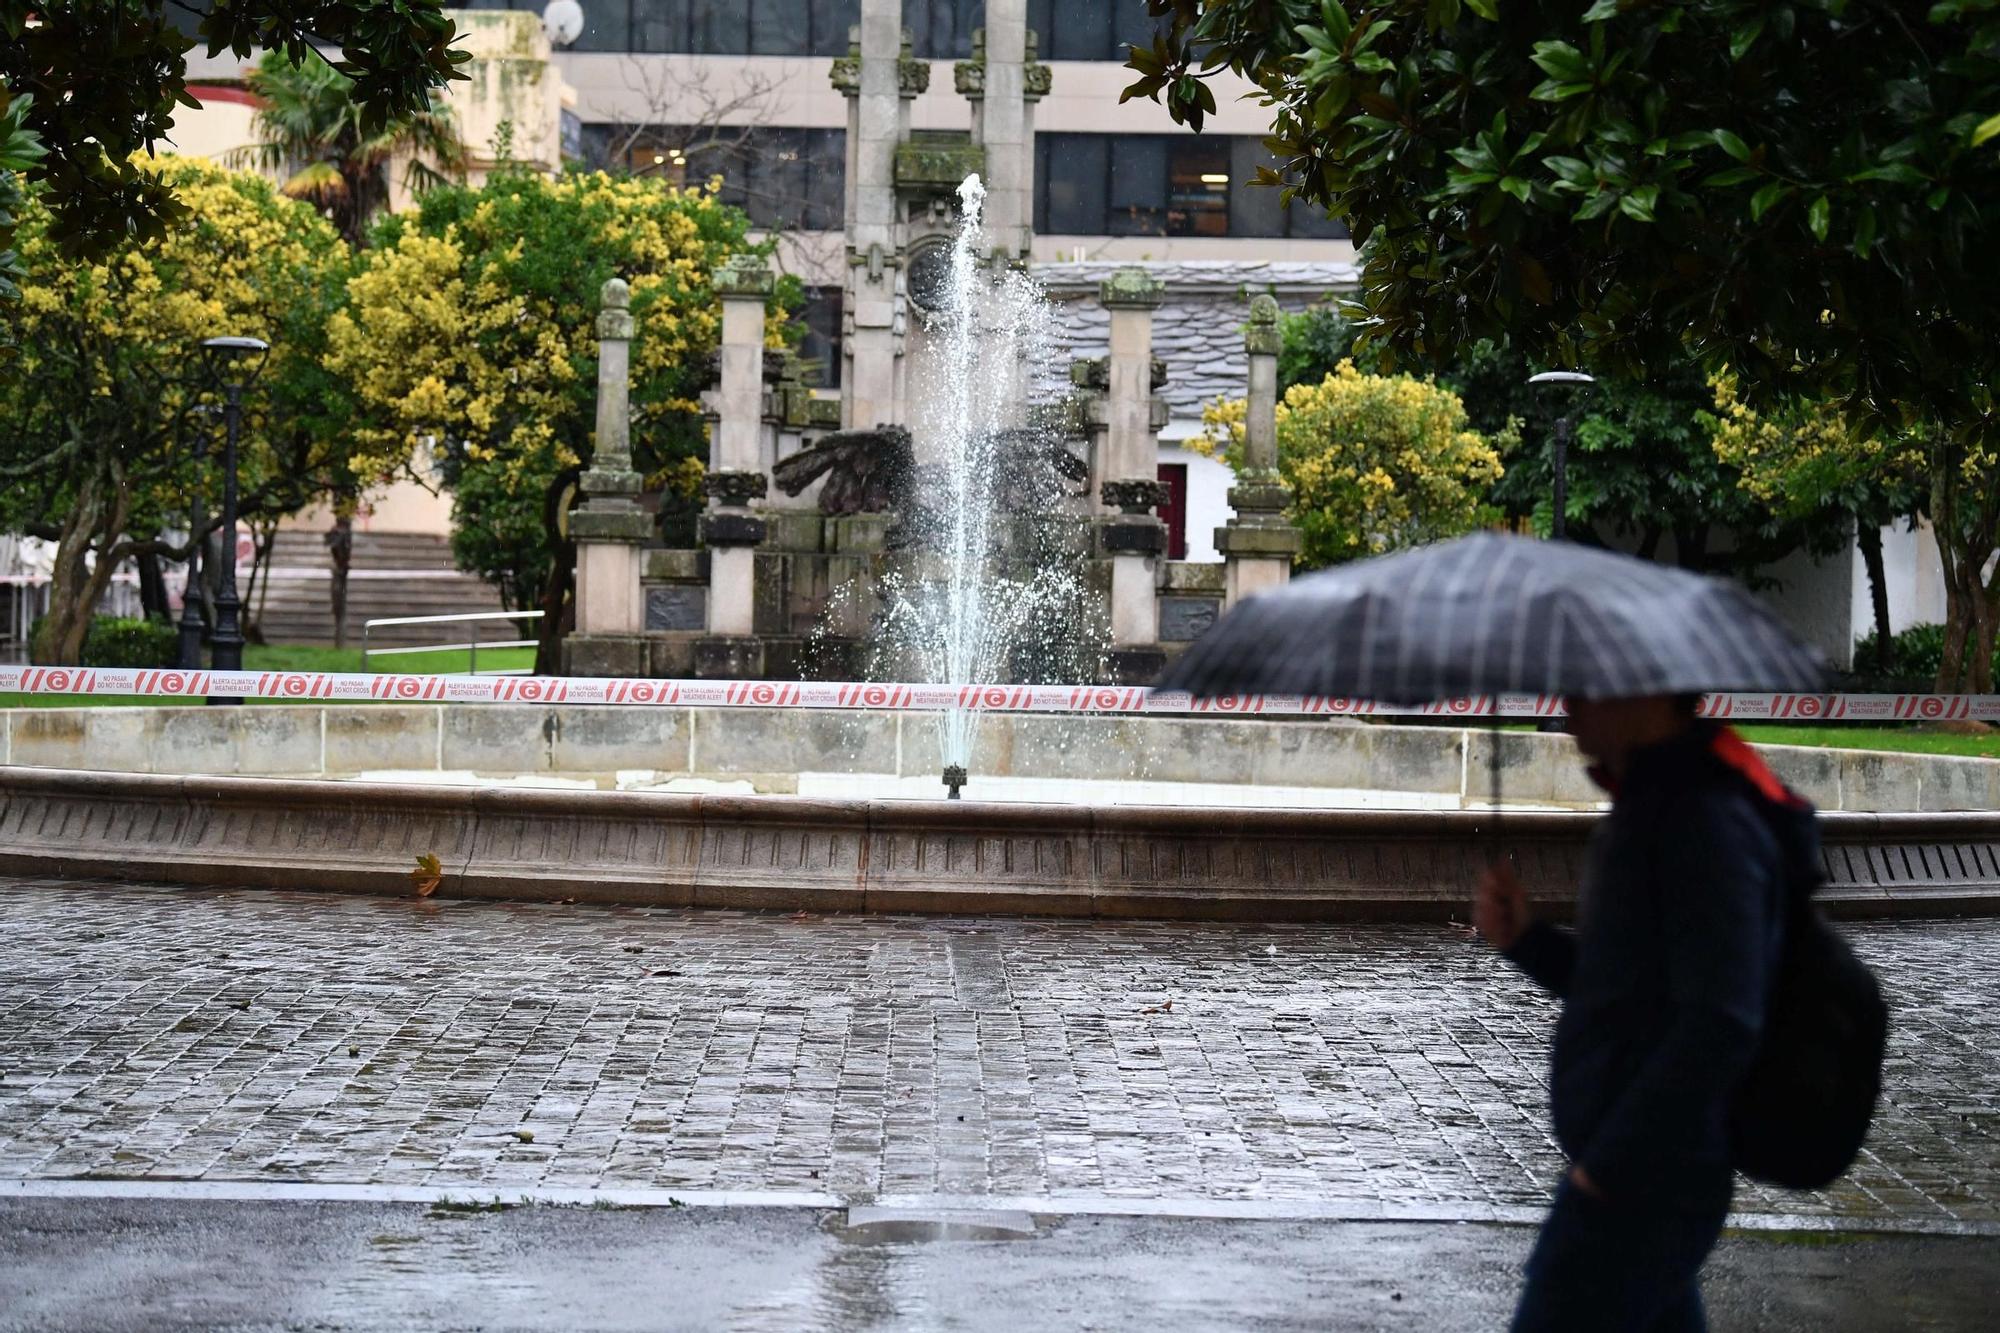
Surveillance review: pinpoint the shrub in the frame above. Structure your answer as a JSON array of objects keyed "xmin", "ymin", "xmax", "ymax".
[
  {"xmin": 80, "ymin": 616, "xmax": 180, "ymax": 668},
  {"xmin": 1198, "ymin": 361, "xmax": 1505, "ymax": 569},
  {"xmin": 1852, "ymin": 623, "xmax": 1997, "ymax": 688}
]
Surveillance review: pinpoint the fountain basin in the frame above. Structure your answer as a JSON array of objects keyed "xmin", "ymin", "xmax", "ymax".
[
  {"xmin": 2, "ymin": 765, "xmax": 1995, "ymax": 921},
  {"xmin": 5, "ymin": 704, "xmax": 1998, "ymax": 815}
]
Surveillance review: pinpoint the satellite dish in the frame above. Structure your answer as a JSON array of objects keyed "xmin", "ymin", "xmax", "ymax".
[{"xmin": 543, "ymin": 0, "xmax": 584, "ymax": 47}]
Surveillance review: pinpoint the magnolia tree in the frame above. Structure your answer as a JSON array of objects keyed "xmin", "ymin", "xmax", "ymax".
[
  {"xmin": 1, "ymin": 0, "xmax": 464, "ymax": 257},
  {"xmin": 327, "ymin": 168, "xmax": 793, "ymax": 672},
  {"xmin": 0, "ymin": 156, "xmax": 350, "ymax": 664},
  {"xmin": 1130, "ymin": 0, "xmax": 2000, "ymax": 687},
  {"xmin": 1200, "ymin": 361, "xmax": 1504, "ymax": 568},
  {"xmin": 1708, "ymin": 379, "xmax": 1930, "ymax": 679}
]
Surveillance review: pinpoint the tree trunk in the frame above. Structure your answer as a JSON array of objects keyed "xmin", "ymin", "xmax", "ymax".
[
  {"xmin": 1856, "ymin": 521, "xmax": 1892, "ymax": 676},
  {"xmin": 1673, "ymin": 527, "xmax": 1710, "ymax": 573},
  {"xmin": 533, "ymin": 469, "xmax": 579, "ymax": 675},
  {"xmin": 240, "ymin": 522, "xmax": 276, "ymax": 645},
  {"xmin": 33, "ymin": 466, "xmax": 131, "ymax": 665},
  {"xmin": 327, "ymin": 514, "xmax": 354, "ymax": 649},
  {"xmin": 136, "ymin": 550, "xmax": 168, "ymax": 621}
]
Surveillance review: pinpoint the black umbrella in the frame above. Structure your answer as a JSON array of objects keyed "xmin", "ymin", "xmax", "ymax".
[{"xmin": 1159, "ymin": 532, "xmax": 1826, "ymax": 834}]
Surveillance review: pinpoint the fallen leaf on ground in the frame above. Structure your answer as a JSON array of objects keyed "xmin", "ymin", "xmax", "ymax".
[{"xmin": 409, "ymin": 853, "xmax": 443, "ymax": 897}]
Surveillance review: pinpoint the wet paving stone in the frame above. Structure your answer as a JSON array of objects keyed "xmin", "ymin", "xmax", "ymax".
[{"xmin": 0, "ymin": 878, "xmax": 1993, "ymax": 1227}]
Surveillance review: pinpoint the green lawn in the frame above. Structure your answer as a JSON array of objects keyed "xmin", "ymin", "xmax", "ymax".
[
  {"xmin": 1733, "ymin": 723, "xmax": 2000, "ymax": 759},
  {"xmin": 0, "ymin": 642, "xmax": 536, "ymax": 708}
]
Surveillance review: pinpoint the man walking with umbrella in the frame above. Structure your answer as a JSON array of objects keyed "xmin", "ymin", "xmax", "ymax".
[
  {"xmin": 1158, "ymin": 532, "xmax": 1849, "ymax": 1331},
  {"xmin": 1476, "ymin": 693, "xmax": 1809, "ymax": 1330}
]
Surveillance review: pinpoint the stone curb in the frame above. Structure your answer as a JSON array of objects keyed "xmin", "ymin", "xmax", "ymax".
[
  {"xmin": 2, "ymin": 766, "xmax": 1996, "ymax": 921},
  {"xmin": 4, "ymin": 1180, "xmax": 1993, "ymax": 1238},
  {"xmin": 8, "ymin": 704, "xmax": 2000, "ymax": 814}
]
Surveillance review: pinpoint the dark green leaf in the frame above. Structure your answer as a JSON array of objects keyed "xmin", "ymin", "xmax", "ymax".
[{"xmin": 1713, "ymin": 129, "xmax": 1752, "ymax": 162}]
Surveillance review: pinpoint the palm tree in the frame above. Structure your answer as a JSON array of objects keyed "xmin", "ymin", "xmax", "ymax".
[
  {"xmin": 235, "ymin": 48, "xmax": 465, "ymax": 250},
  {"xmin": 231, "ymin": 49, "xmax": 464, "ymax": 648}
]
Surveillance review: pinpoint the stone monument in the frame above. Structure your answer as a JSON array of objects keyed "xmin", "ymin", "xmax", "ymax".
[{"xmin": 1214, "ymin": 295, "xmax": 1302, "ymax": 609}]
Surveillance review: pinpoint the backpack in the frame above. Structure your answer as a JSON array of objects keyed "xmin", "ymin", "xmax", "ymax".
[{"xmin": 1728, "ymin": 886, "xmax": 1889, "ymax": 1189}]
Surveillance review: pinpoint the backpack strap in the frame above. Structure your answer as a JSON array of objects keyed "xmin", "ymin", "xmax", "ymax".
[{"xmin": 1708, "ymin": 726, "xmax": 1810, "ymax": 811}]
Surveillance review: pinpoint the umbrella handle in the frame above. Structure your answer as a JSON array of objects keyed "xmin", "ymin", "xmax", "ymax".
[{"xmin": 1487, "ymin": 719, "xmax": 1505, "ymax": 866}]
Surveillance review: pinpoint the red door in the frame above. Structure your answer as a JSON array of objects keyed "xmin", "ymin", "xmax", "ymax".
[{"xmin": 1157, "ymin": 462, "xmax": 1189, "ymax": 560}]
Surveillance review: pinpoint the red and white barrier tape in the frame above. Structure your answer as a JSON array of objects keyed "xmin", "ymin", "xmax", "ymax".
[{"xmin": 2, "ymin": 666, "xmax": 1996, "ymax": 722}]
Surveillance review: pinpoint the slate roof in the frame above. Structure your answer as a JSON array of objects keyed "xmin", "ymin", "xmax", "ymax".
[{"xmin": 1034, "ymin": 261, "xmax": 1360, "ymax": 418}]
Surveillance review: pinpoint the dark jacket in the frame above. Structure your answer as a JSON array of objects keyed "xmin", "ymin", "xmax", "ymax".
[{"xmin": 1505, "ymin": 722, "xmax": 1814, "ymax": 1212}]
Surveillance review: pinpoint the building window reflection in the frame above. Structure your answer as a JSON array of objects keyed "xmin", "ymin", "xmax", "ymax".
[{"xmin": 1037, "ymin": 134, "xmax": 1350, "ymax": 241}]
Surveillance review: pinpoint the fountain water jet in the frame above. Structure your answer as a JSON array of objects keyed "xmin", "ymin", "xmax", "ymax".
[{"xmin": 874, "ymin": 174, "xmax": 1098, "ymax": 796}]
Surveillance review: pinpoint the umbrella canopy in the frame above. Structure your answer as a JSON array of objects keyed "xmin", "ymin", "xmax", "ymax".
[{"xmin": 1160, "ymin": 532, "xmax": 1825, "ymax": 703}]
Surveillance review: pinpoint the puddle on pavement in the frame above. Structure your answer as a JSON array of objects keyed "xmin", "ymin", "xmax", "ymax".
[{"xmin": 831, "ymin": 1207, "xmax": 1044, "ymax": 1244}]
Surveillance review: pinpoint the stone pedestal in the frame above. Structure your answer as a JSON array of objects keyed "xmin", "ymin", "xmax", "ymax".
[
  {"xmin": 1100, "ymin": 488, "xmax": 1168, "ymax": 683},
  {"xmin": 1217, "ymin": 294, "xmax": 1302, "ymax": 612},
  {"xmin": 698, "ymin": 256, "xmax": 776, "ymax": 674},
  {"xmin": 565, "ymin": 278, "xmax": 654, "ymax": 676}
]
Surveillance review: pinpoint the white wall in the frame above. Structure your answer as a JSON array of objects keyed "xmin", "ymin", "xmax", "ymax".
[
  {"xmin": 1855, "ymin": 520, "xmax": 1948, "ymax": 637},
  {"xmin": 1159, "ymin": 423, "xmax": 1232, "ymax": 564}
]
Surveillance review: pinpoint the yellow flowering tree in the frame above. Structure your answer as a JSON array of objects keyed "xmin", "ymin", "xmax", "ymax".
[
  {"xmin": 1199, "ymin": 361, "xmax": 1504, "ymax": 569},
  {"xmin": 328, "ymin": 167, "xmax": 792, "ymax": 671},
  {"xmin": 1708, "ymin": 376, "xmax": 1927, "ymax": 678},
  {"xmin": 1710, "ymin": 375, "xmax": 2000, "ymax": 692},
  {"xmin": 0, "ymin": 155, "xmax": 351, "ymax": 664}
]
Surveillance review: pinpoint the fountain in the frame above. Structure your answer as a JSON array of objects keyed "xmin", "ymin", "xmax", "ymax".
[{"xmin": 877, "ymin": 174, "xmax": 1098, "ymax": 797}]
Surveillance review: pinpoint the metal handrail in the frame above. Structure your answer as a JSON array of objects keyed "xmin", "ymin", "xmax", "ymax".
[{"xmin": 361, "ymin": 609, "xmax": 544, "ymax": 676}]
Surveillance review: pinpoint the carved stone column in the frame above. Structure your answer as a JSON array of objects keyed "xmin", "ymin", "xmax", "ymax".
[
  {"xmin": 955, "ymin": 1, "xmax": 1046, "ymax": 265},
  {"xmin": 565, "ymin": 278, "xmax": 651, "ymax": 675},
  {"xmin": 1215, "ymin": 295, "xmax": 1302, "ymax": 610},
  {"xmin": 702, "ymin": 255, "xmax": 773, "ymax": 666},
  {"xmin": 1094, "ymin": 267, "xmax": 1169, "ymax": 683},
  {"xmin": 832, "ymin": 0, "xmax": 923, "ymax": 432}
]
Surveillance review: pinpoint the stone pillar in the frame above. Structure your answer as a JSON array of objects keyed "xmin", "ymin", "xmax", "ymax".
[
  {"xmin": 702, "ymin": 255, "xmax": 774, "ymax": 668},
  {"xmin": 1095, "ymin": 266, "xmax": 1169, "ymax": 683},
  {"xmin": 1216, "ymin": 295, "xmax": 1303, "ymax": 610},
  {"xmin": 564, "ymin": 278, "xmax": 651, "ymax": 675},
  {"xmin": 1099, "ymin": 267, "xmax": 1166, "ymax": 503},
  {"xmin": 832, "ymin": 0, "xmax": 921, "ymax": 432},
  {"xmin": 957, "ymin": 1, "xmax": 1045, "ymax": 264}
]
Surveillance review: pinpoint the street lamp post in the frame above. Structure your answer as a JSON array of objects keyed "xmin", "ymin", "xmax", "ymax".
[
  {"xmin": 199, "ymin": 337, "xmax": 270, "ymax": 700},
  {"xmin": 1526, "ymin": 371, "xmax": 1595, "ymax": 541}
]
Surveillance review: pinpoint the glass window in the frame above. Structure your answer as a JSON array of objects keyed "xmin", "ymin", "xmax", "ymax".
[
  {"xmin": 1166, "ymin": 137, "xmax": 1229, "ymax": 237},
  {"xmin": 799, "ymin": 286, "xmax": 843, "ymax": 388},
  {"xmin": 751, "ymin": 0, "xmax": 809, "ymax": 55},
  {"xmin": 1048, "ymin": 0, "xmax": 1113, "ymax": 61},
  {"xmin": 1025, "ymin": 0, "xmax": 1156, "ymax": 60},
  {"xmin": 1227, "ymin": 138, "xmax": 1285, "ymax": 238},
  {"xmin": 805, "ymin": 129, "xmax": 847, "ymax": 231},
  {"xmin": 689, "ymin": 0, "xmax": 749, "ymax": 52},
  {"xmin": 1107, "ymin": 137, "xmax": 1167, "ymax": 236},
  {"xmin": 569, "ymin": 0, "xmax": 633, "ymax": 52},
  {"xmin": 631, "ymin": 0, "xmax": 686, "ymax": 51},
  {"xmin": 907, "ymin": 0, "xmax": 977, "ymax": 59},
  {"xmin": 1287, "ymin": 197, "xmax": 1350, "ymax": 240},
  {"xmin": 1041, "ymin": 135, "xmax": 1109, "ymax": 234},
  {"xmin": 811, "ymin": 0, "xmax": 861, "ymax": 56}
]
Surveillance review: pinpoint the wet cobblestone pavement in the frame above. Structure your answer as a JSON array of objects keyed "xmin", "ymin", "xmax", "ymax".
[{"xmin": 1, "ymin": 880, "xmax": 1994, "ymax": 1229}]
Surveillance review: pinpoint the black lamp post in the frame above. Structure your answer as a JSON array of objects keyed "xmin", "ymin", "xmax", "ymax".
[
  {"xmin": 1526, "ymin": 370, "xmax": 1595, "ymax": 541},
  {"xmin": 199, "ymin": 336, "xmax": 270, "ymax": 699},
  {"xmin": 176, "ymin": 404, "xmax": 222, "ymax": 670}
]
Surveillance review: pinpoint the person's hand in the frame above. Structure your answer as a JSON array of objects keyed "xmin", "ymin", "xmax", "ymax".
[
  {"xmin": 1568, "ymin": 1164, "xmax": 1606, "ymax": 1201},
  {"xmin": 1473, "ymin": 861, "xmax": 1530, "ymax": 951}
]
